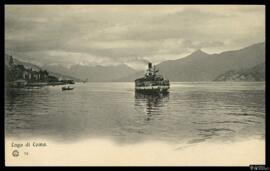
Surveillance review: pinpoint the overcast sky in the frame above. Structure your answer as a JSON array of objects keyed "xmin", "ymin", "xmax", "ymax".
[{"xmin": 5, "ymin": 5, "xmax": 265, "ymax": 70}]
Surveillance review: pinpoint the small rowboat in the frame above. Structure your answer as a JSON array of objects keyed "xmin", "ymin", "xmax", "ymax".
[{"xmin": 62, "ymin": 86, "xmax": 74, "ymax": 91}]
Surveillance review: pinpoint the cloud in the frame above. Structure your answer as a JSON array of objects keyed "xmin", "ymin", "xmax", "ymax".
[{"xmin": 5, "ymin": 5, "xmax": 265, "ymax": 70}]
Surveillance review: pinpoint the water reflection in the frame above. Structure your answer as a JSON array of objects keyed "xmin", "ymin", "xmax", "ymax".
[
  {"xmin": 134, "ymin": 92, "xmax": 169, "ymax": 121},
  {"xmin": 5, "ymin": 82, "xmax": 265, "ymax": 143},
  {"xmin": 5, "ymin": 87, "xmax": 51, "ymax": 137}
]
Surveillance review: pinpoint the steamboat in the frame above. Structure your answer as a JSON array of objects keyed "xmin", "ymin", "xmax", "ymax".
[{"xmin": 135, "ymin": 63, "xmax": 169, "ymax": 94}]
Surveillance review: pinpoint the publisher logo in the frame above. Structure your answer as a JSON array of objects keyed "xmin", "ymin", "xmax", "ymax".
[{"xmin": 12, "ymin": 150, "xmax": 19, "ymax": 157}]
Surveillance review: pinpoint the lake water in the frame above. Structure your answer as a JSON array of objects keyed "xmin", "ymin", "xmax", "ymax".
[{"xmin": 5, "ymin": 82, "xmax": 265, "ymax": 144}]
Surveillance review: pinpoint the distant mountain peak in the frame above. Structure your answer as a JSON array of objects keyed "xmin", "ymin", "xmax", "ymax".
[{"xmin": 190, "ymin": 49, "xmax": 209, "ymax": 57}]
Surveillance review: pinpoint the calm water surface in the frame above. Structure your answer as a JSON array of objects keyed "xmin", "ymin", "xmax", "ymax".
[{"xmin": 5, "ymin": 82, "xmax": 265, "ymax": 144}]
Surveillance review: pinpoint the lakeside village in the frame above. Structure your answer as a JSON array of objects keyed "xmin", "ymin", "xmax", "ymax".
[{"xmin": 5, "ymin": 55, "xmax": 75, "ymax": 88}]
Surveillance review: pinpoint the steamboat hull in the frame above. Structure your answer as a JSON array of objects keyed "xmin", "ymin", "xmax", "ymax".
[{"xmin": 135, "ymin": 86, "xmax": 169, "ymax": 95}]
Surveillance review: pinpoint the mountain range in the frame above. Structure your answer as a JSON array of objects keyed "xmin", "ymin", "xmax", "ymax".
[
  {"xmin": 214, "ymin": 62, "xmax": 265, "ymax": 81},
  {"xmin": 118, "ymin": 42, "xmax": 265, "ymax": 82},
  {"xmin": 43, "ymin": 64, "xmax": 136, "ymax": 82},
  {"xmin": 5, "ymin": 42, "xmax": 265, "ymax": 82}
]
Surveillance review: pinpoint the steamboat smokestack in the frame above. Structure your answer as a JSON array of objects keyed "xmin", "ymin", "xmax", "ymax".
[{"xmin": 148, "ymin": 62, "xmax": 152, "ymax": 69}]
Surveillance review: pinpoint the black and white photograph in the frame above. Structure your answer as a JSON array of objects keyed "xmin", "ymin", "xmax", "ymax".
[{"xmin": 4, "ymin": 5, "xmax": 266, "ymax": 166}]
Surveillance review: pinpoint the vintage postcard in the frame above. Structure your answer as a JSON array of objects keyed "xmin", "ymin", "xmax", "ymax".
[{"xmin": 5, "ymin": 5, "xmax": 265, "ymax": 166}]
